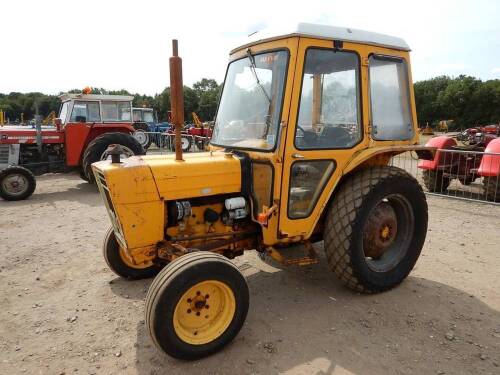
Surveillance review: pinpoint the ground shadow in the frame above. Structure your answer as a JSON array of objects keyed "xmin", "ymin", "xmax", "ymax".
[{"xmin": 112, "ymin": 252, "xmax": 500, "ymax": 375}]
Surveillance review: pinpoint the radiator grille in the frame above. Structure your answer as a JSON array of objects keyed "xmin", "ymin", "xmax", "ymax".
[
  {"xmin": 94, "ymin": 169, "xmax": 127, "ymax": 248},
  {"xmin": 0, "ymin": 145, "xmax": 9, "ymax": 165}
]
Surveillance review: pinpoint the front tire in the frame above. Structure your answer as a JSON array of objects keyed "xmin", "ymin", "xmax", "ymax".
[
  {"xmin": 133, "ymin": 122, "xmax": 152, "ymax": 149},
  {"xmin": 0, "ymin": 166, "xmax": 36, "ymax": 201},
  {"xmin": 103, "ymin": 227, "xmax": 159, "ymax": 279},
  {"xmin": 324, "ymin": 166, "xmax": 428, "ymax": 293},
  {"xmin": 146, "ymin": 252, "xmax": 249, "ymax": 360},
  {"xmin": 82, "ymin": 132, "xmax": 145, "ymax": 183}
]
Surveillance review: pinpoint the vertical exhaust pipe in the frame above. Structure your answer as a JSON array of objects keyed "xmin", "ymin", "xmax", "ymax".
[{"xmin": 170, "ymin": 39, "xmax": 184, "ymax": 161}]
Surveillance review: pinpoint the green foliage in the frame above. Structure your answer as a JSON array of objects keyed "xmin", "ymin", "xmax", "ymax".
[
  {"xmin": 0, "ymin": 78, "xmax": 221, "ymax": 123},
  {"xmin": 414, "ymin": 75, "xmax": 500, "ymax": 129}
]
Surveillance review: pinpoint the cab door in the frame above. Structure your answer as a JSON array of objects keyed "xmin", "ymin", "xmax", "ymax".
[{"xmin": 278, "ymin": 38, "xmax": 368, "ymax": 239}]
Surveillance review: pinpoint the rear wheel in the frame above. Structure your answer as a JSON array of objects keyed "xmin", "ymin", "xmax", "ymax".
[
  {"xmin": 324, "ymin": 166, "xmax": 428, "ymax": 293},
  {"xmin": 0, "ymin": 166, "xmax": 36, "ymax": 201},
  {"xmin": 422, "ymin": 170, "xmax": 450, "ymax": 192},
  {"xmin": 173, "ymin": 136, "xmax": 192, "ymax": 152},
  {"xmin": 103, "ymin": 227, "xmax": 159, "ymax": 279},
  {"xmin": 82, "ymin": 132, "xmax": 145, "ymax": 183},
  {"xmin": 133, "ymin": 122, "xmax": 152, "ymax": 150},
  {"xmin": 146, "ymin": 251, "xmax": 249, "ymax": 360}
]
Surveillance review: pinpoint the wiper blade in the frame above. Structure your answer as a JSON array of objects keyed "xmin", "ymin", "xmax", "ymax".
[{"xmin": 246, "ymin": 49, "xmax": 271, "ymax": 104}]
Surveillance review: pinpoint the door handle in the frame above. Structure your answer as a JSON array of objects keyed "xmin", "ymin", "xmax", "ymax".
[{"xmin": 291, "ymin": 153, "xmax": 305, "ymax": 159}]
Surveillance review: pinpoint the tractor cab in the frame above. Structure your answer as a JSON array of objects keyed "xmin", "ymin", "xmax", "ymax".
[
  {"xmin": 58, "ymin": 93, "xmax": 134, "ymax": 126},
  {"xmin": 133, "ymin": 107, "xmax": 157, "ymax": 127}
]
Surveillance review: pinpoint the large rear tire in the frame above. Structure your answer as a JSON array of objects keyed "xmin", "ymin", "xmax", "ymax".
[
  {"xmin": 103, "ymin": 227, "xmax": 159, "ymax": 280},
  {"xmin": 324, "ymin": 166, "xmax": 428, "ymax": 293},
  {"xmin": 82, "ymin": 132, "xmax": 145, "ymax": 183},
  {"xmin": 0, "ymin": 166, "xmax": 36, "ymax": 201},
  {"xmin": 145, "ymin": 252, "xmax": 249, "ymax": 360}
]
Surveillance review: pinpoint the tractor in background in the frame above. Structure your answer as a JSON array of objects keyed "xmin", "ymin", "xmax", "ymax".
[
  {"xmin": 132, "ymin": 107, "xmax": 174, "ymax": 149},
  {"xmin": 0, "ymin": 91, "xmax": 144, "ymax": 201}
]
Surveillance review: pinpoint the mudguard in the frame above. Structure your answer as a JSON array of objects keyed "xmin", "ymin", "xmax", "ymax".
[
  {"xmin": 478, "ymin": 138, "xmax": 500, "ymax": 177},
  {"xmin": 418, "ymin": 136, "xmax": 457, "ymax": 170}
]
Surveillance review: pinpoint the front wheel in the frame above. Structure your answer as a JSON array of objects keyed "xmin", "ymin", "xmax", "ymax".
[
  {"xmin": 0, "ymin": 166, "xmax": 36, "ymax": 201},
  {"xmin": 145, "ymin": 252, "xmax": 249, "ymax": 360},
  {"xmin": 324, "ymin": 166, "xmax": 428, "ymax": 293},
  {"xmin": 103, "ymin": 227, "xmax": 159, "ymax": 279},
  {"xmin": 133, "ymin": 122, "xmax": 152, "ymax": 149}
]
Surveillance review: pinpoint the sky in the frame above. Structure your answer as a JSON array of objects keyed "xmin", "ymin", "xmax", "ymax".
[{"xmin": 1, "ymin": 0, "xmax": 499, "ymax": 96}]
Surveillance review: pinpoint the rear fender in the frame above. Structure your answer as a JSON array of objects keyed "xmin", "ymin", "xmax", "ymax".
[
  {"xmin": 478, "ymin": 138, "xmax": 500, "ymax": 177},
  {"xmin": 65, "ymin": 123, "xmax": 135, "ymax": 166},
  {"xmin": 417, "ymin": 136, "xmax": 456, "ymax": 170}
]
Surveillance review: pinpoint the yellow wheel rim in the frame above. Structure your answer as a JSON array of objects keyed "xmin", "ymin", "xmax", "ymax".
[
  {"xmin": 119, "ymin": 247, "xmax": 153, "ymax": 269},
  {"xmin": 173, "ymin": 280, "xmax": 236, "ymax": 345}
]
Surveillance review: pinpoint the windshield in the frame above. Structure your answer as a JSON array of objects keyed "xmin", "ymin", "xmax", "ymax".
[
  {"xmin": 211, "ymin": 50, "xmax": 288, "ymax": 150},
  {"xmin": 143, "ymin": 111, "xmax": 155, "ymax": 123}
]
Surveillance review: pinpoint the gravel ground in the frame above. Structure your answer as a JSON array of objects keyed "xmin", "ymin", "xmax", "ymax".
[{"xmin": 0, "ymin": 173, "xmax": 499, "ymax": 375}]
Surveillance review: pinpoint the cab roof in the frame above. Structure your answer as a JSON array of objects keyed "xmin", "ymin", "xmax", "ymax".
[
  {"xmin": 59, "ymin": 93, "xmax": 133, "ymax": 102},
  {"xmin": 231, "ymin": 23, "xmax": 410, "ymax": 53}
]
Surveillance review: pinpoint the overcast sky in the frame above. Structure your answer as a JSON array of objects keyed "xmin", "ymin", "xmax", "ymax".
[{"xmin": 1, "ymin": 0, "xmax": 499, "ymax": 95}]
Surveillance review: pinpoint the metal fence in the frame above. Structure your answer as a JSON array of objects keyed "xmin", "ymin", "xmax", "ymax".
[
  {"xmin": 390, "ymin": 149, "xmax": 500, "ymax": 205},
  {"xmin": 137, "ymin": 132, "xmax": 211, "ymax": 154}
]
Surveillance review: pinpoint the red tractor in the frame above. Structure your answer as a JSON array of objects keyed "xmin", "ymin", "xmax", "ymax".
[
  {"xmin": 0, "ymin": 92, "xmax": 145, "ymax": 201},
  {"xmin": 418, "ymin": 130, "xmax": 500, "ymax": 201}
]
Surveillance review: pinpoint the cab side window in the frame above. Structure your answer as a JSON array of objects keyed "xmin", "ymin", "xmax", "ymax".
[
  {"xmin": 295, "ymin": 49, "xmax": 361, "ymax": 149},
  {"xmin": 70, "ymin": 101, "xmax": 100, "ymax": 122},
  {"xmin": 102, "ymin": 102, "xmax": 132, "ymax": 122},
  {"xmin": 369, "ymin": 55, "xmax": 413, "ymax": 140}
]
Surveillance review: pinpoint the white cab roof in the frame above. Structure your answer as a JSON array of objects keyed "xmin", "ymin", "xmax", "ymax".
[
  {"xmin": 59, "ymin": 93, "xmax": 133, "ymax": 102},
  {"xmin": 232, "ymin": 23, "xmax": 410, "ymax": 53}
]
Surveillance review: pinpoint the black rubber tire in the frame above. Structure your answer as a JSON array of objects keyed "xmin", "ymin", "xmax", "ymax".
[
  {"xmin": 324, "ymin": 166, "xmax": 428, "ymax": 293},
  {"xmin": 422, "ymin": 170, "xmax": 450, "ymax": 192},
  {"xmin": 133, "ymin": 122, "xmax": 152, "ymax": 150},
  {"xmin": 0, "ymin": 166, "xmax": 36, "ymax": 201},
  {"xmin": 103, "ymin": 227, "xmax": 159, "ymax": 280},
  {"xmin": 483, "ymin": 176, "xmax": 500, "ymax": 202},
  {"xmin": 79, "ymin": 169, "xmax": 89, "ymax": 182},
  {"xmin": 82, "ymin": 132, "xmax": 145, "ymax": 184},
  {"xmin": 145, "ymin": 251, "xmax": 249, "ymax": 360}
]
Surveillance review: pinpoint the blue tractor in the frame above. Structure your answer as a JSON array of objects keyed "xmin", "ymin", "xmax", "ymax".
[{"xmin": 132, "ymin": 107, "xmax": 173, "ymax": 149}]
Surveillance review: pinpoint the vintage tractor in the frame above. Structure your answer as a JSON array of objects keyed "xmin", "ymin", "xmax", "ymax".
[
  {"xmin": 93, "ymin": 24, "xmax": 435, "ymax": 360},
  {"xmin": 0, "ymin": 92, "xmax": 145, "ymax": 201},
  {"xmin": 418, "ymin": 133, "xmax": 500, "ymax": 200},
  {"xmin": 132, "ymin": 107, "xmax": 175, "ymax": 149}
]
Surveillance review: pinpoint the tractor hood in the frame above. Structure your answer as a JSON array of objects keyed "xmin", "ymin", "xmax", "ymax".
[{"xmin": 92, "ymin": 151, "xmax": 242, "ymax": 204}]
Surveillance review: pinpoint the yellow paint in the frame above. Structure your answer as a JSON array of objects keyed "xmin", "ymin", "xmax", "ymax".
[
  {"xmin": 147, "ymin": 152, "xmax": 241, "ymax": 200},
  {"xmin": 173, "ymin": 280, "xmax": 236, "ymax": 345},
  {"xmin": 119, "ymin": 246, "xmax": 153, "ymax": 269}
]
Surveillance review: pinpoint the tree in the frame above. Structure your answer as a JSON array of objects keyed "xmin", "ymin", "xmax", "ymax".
[{"xmin": 193, "ymin": 78, "xmax": 221, "ymax": 121}]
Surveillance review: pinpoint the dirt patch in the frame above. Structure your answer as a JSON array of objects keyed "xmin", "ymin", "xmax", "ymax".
[{"xmin": 1, "ymin": 173, "xmax": 499, "ymax": 374}]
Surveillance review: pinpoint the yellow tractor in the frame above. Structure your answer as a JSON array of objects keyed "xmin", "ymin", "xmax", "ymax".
[{"xmin": 92, "ymin": 23, "xmax": 434, "ymax": 360}]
